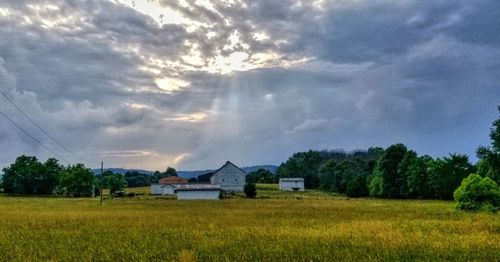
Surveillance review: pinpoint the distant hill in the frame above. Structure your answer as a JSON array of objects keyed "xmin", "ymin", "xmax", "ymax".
[
  {"xmin": 92, "ymin": 165, "xmax": 278, "ymax": 178},
  {"xmin": 92, "ymin": 168, "xmax": 153, "ymax": 175}
]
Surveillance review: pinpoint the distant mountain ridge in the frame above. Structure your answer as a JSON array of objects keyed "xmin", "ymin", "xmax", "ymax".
[{"xmin": 92, "ymin": 165, "xmax": 278, "ymax": 178}]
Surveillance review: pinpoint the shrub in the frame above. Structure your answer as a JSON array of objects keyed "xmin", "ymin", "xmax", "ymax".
[
  {"xmin": 453, "ymin": 174, "xmax": 500, "ymax": 212},
  {"xmin": 346, "ymin": 176, "xmax": 369, "ymax": 198},
  {"xmin": 244, "ymin": 183, "xmax": 257, "ymax": 198}
]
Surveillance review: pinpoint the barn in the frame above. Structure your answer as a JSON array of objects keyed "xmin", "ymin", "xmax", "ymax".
[
  {"xmin": 210, "ymin": 161, "xmax": 246, "ymax": 192},
  {"xmin": 175, "ymin": 184, "xmax": 221, "ymax": 200},
  {"xmin": 150, "ymin": 176, "xmax": 188, "ymax": 195},
  {"xmin": 279, "ymin": 178, "xmax": 305, "ymax": 191}
]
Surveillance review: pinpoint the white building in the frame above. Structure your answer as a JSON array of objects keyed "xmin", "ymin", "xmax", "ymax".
[
  {"xmin": 210, "ymin": 161, "xmax": 246, "ymax": 192},
  {"xmin": 279, "ymin": 178, "xmax": 305, "ymax": 191},
  {"xmin": 150, "ymin": 184, "xmax": 163, "ymax": 195},
  {"xmin": 176, "ymin": 184, "xmax": 221, "ymax": 200},
  {"xmin": 151, "ymin": 176, "xmax": 188, "ymax": 195}
]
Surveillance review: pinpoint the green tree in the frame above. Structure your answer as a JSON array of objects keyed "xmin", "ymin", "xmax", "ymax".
[
  {"xmin": 428, "ymin": 154, "xmax": 475, "ymax": 199},
  {"xmin": 106, "ymin": 174, "xmax": 127, "ymax": 194},
  {"xmin": 454, "ymin": 174, "xmax": 500, "ymax": 212},
  {"xmin": 368, "ymin": 174, "xmax": 383, "ymax": 197},
  {"xmin": 405, "ymin": 155, "xmax": 432, "ymax": 199},
  {"xmin": 2, "ymin": 155, "xmax": 51, "ymax": 194},
  {"xmin": 476, "ymin": 106, "xmax": 500, "ymax": 184},
  {"xmin": 60, "ymin": 164, "xmax": 95, "ymax": 197},
  {"xmin": 276, "ymin": 150, "xmax": 322, "ymax": 189},
  {"xmin": 397, "ymin": 150, "xmax": 418, "ymax": 198},
  {"xmin": 244, "ymin": 183, "xmax": 257, "ymax": 198},
  {"xmin": 372, "ymin": 144, "xmax": 408, "ymax": 198},
  {"xmin": 346, "ymin": 175, "xmax": 369, "ymax": 197},
  {"xmin": 40, "ymin": 158, "xmax": 63, "ymax": 195},
  {"xmin": 246, "ymin": 168, "xmax": 276, "ymax": 184},
  {"xmin": 165, "ymin": 167, "xmax": 178, "ymax": 177}
]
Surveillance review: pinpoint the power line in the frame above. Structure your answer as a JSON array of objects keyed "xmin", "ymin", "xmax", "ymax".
[
  {"xmin": 0, "ymin": 109, "xmax": 70, "ymax": 164},
  {"xmin": 0, "ymin": 90, "xmax": 86, "ymax": 163}
]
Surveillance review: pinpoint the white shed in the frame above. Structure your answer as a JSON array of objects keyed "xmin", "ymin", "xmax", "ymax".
[
  {"xmin": 162, "ymin": 184, "xmax": 176, "ymax": 195},
  {"xmin": 151, "ymin": 176, "xmax": 188, "ymax": 195},
  {"xmin": 150, "ymin": 184, "xmax": 163, "ymax": 195},
  {"xmin": 279, "ymin": 178, "xmax": 305, "ymax": 191},
  {"xmin": 176, "ymin": 184, "xmax": 221, "ymax": 200}
]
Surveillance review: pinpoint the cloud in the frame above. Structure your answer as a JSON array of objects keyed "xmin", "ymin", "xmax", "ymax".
[
  {"xmin": 0, "ymin": 0, "xmax": 499, "ymax": 170},
  {"xmin": 287, "ymin": 119, "xmax": 329, "ymax": 134}
]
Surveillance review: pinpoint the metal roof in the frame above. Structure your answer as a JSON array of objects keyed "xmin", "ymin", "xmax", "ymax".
[
  {"xmin": 175, "ymin": 184, "xmax": 221, "ymax": 191},
  {"xmin": 279, "ymin": 178, "xmax": 305, "ymax": 182}
]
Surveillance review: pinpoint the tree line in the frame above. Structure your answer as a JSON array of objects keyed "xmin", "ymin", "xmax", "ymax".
[
  {"xmin": 0, "ymin": 155, "xmax": 180, "ymax": 196},
  {"xmin": 270, "ymin": 107, "xmax": 500, "ymax": 205}
]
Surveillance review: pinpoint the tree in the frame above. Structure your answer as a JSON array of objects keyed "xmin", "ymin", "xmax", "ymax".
[
  {"xmin": 246, "ymin": 169, "xmax": 276, "ymax": 184},
  {"xmin": 123, "ymin": 171, "xmax": 152, "ymax": 187},
  {"xmin": 165, "ymin": 167, "xmax": 178, "ymax": 177},
  {"xmin": 405, "ymin": 155, "xmax": 432, "ymax": 199},
  {"xmin": 40, "ymin": 158, "xmax": 63, "ymax": 195},
  {"xmin": 106, "ymin": 174, "xmax": 127, "ymax": 194},
  {"xmin": 276, "ymin": 150, "xmax": 323, "ymax": 189},
  {"xmin": 428, "ymin": 154, "xmax": 475, "ymax": 199},
  {"xmin": 454, "ymin": 174, "xmax": 500, "ymax": 212},
  {"xmin": 346, "ymin": 175, "xmax": 369, "ymax": 197},
  {"xmin": 1, "ymin": 155, "xmax": 58, "ymax": 195},
  {"xmin": 60, "ymin": 164, "xmax": 95, "ymax": 197},
  {"xmin": 368, "ymin": 174, "xmax": 383, "ymax": 197},
  {"xmin": 372, "ymin": 144, "xmax": 408, "ymax": 198},
  {"xmin": 397, "ymin": 150, "xmax": 417, "ymax": 198},
  {"xmin": 244, "ymin": 183, "xmax": 257, "ymax": 198},
  {"xmin": 476, "ymin": 106, "xmax": 500, "ymax": 184}
]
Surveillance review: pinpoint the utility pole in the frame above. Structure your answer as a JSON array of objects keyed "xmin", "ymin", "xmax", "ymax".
[{"xmin": 100, "ymin": 161, "xmax": 103, "ymax": 205}]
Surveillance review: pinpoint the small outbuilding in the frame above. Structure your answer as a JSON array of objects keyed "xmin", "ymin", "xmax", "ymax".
[
  {"xmin": 151, "ymin": 176, "xmax": 188, "ymax": 195},
  {"xmin": 175, "ymin": 184, "xmax": 221, "ymax": 200},
  {"xmin": 279, "ymin": 178, "xmax": 305, "ymax": 191}
]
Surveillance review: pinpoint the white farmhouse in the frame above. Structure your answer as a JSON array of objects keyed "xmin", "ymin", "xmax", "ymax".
[
  {"xmin": 279, "ymin": 178, "xmax": 305, "ymax": 191},
  {"xmin": 210, "ymin": 161, "xmax": 246, "ymax": 192},
  {"xmin": 150, "ymin": 176, "xmax": 188, "ymax": 195},
  {"xmin": 176, "ymin": 184, "xmax": 221, "ymax": 200}
]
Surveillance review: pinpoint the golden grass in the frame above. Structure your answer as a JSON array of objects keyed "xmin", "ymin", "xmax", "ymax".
[{"xmin": 0, "ymin": 189, "xmax": 498, "ymax": 261}]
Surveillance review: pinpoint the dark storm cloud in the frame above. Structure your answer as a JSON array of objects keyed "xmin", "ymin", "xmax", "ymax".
[{"xmin": 0, "ymin": 0, "xmax": 499, "ymax": 170}]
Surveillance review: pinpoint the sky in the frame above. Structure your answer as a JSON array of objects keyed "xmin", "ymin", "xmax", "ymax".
[{"xmin": 0, "ymin": 0, "xmax": 499, "ymax": 171}]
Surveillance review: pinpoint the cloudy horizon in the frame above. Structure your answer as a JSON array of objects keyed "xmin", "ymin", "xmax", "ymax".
[{"xmin": 0, "ymin": 0, "xmax": 499, "ymax": 171}]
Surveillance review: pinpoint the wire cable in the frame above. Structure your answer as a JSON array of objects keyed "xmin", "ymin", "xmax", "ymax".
[
  {"xmin": 0, "ymin": 109, "xmax": 70, "ymax": 164},
  {"xmin": 0, "ymin": 90, "xmax": 86, "ymax": 163}
]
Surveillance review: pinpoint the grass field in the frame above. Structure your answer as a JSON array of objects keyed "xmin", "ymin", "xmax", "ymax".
[{"xmin": 0, "ymin": 186, "xmax": 498, "ymax": 261}]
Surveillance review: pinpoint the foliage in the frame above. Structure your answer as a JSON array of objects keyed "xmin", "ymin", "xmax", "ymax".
[
  {"xmin": 106, "ymin": 174, "xmax": 127, "ymax": 194},
  {"xmin": 371, "ymin": 144, "xmax": 408, "ymax": 198},
  {"xmin": 278, "ymin": 148, "xmax": 382, "ymax": 191},
  {"xmin": 428, "ymin": 154, "xmax": 475, "ymax": 200},
  {"xmin": 454, "ymin": 173, "xmax": 500, "ymax": 212},
  {"xmin": 405, "ymin": 155, "xmax": 432, "ymax": 199},
  {"xmin": 244, "ymin": 183, "xmax": 257, "ymax": 198},
  {"xmin": 1, "ymin": 155, "xmax": 62, "ymax": 195},
  {"xmin": 346, "ymin": 175, "xmax": 368, "ymax": 197},
  {"xmin": 368, "ymin": 173, "xmax": 383, "ymax": 197},
  {"xmin": 246, "ymin": 168, "xmax": 277, "ymax": 184},
  {"xmin": 123, "ymin": 171, "xmax": 155, "ymax": 187},
  {"xmin": 59, "ymin": 164, "xmax": 95, "ymax": 197},
  {"xmin": 475, "ymin": 106, "xmax": 500, "ymax": 184},
  {"xmin": 276, "ymin": 150, "xmax": 322, "ymax": 188}
]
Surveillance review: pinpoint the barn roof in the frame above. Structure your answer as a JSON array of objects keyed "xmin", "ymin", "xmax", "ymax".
[
  {"xmin": 213, "ymin": 161, "xmax": 246, "ymax": 175},
  {"xmin": 175, "ymin": 184, "xmax": 221, "ymax": 191},
  {"xmin": 158, "ymin": 176, "xmax": 188, "ymax": 185},
  {"xmin": 279, "ymin": 178, "xmax": 305, "ymax": 182}
]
